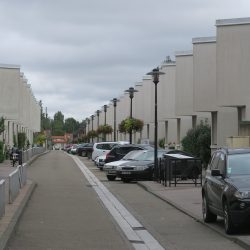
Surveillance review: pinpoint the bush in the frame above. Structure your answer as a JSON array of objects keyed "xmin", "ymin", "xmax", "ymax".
[
  {"xmin": 18, "ymin": 132, "xmax": 26, "ymax": 149},
  {"xmin": 181, "ymin": 121, "xmax": 211, "ymax": 165},
  {"xmin": 0, "ymin": 141, "xmax": 4, "ymax": 163}
]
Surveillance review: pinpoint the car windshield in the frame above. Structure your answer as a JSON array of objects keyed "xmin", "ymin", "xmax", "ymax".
[
  {"xmin": 133, "ymin": 150, "xmax": 165, "ymax": 161},
  {"xmin": 123, "ymin": 150, "xmax": 143, "ymax": 160},
  {"xmin": 227, "ymin": 153, "xmax": 250, "ymax": 175}
]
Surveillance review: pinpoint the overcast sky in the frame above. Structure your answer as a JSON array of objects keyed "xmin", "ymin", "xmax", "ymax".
[{"xmin": 0, "ymin": 0, "xmax": 250, "ymax": 121}]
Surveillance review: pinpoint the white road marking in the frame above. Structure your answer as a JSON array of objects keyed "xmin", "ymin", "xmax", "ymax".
[{"xmin": 71, "ymin": 155, "xmax": 165, "ymax": 250}]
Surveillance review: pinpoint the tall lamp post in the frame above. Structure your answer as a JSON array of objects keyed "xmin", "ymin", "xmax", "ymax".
[
  {"xmin": 86, "ymin": 118, "xmax": 90, "ymax": 142},
  {"xmin": 103, "ymin": 105, "xmax": 108, "ymax": 141},
  {"xmin": 111, "ymin": 98, "xmax": 118, "ymax": 141},
  {"xmin": 103, "ymin": 105, "xmax": 107, "ymax": 125},
  {"xmin": 91, "ymin": 115, "xmax": 94, "ymax": 143},
  {"xmin": 147, "ymin": 68, "xmax": 165, "ymax": 180},
  {"xmin": 125, "ymin": 87, "xmax": 138, "ymax": 144},
  {"xmin": 96, "ymin": 110, "xmax": 100, "ymax": 142}
]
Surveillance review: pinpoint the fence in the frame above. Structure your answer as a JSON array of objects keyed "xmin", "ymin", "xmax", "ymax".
[
  {"xmin": 155, "ymin": 154, "xmax": 202, "ymax": 187},
  {"xmin": 22, "ymin": 147, "xmax": 46, "ymax": 164},
  {"xmin": 0, "ymin": 147, "xmax": 45, "ymax": 208},
  {"xmin": 0, "ymin": 180, "xmax": 5, "ymax": 218}
]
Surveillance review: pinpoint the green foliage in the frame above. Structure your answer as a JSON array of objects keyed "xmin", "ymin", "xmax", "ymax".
[
  {"xmin": 34, "ymin": 133, "xmax": 47, "ymax": 146},
  {"xmin": 13, "ymin": 134, "xmax": 17, "ymax": 147},
  {"xmin": 181, "ymin": 121, "xmax": 211, "ymax": 164},
  {"xmin": 18, "ymin": 132, "xmax": 26, "ymax": 149},
  {"xmin": 159, "ymin": 138, "xmax": 165, "ymax": 148},
  {"xmin": 51, "ymin": 111, "xmax": 65, "ymax": 136},
  {"xmin": 87, "ymin": 130, "xmax": 98, "ymax": 138},
  {"xmin": 64, "ymin": 117, "xmax": 80, "ymax": 133},
  {"xmin": 0, "ymin": 141, "xmax": 4, "ymax": 163},
  {"xmin": 97, "ymin": 125, "xmax": 113, "ymax": 135},
  {"xmin": 119, "ymin": 118, "xmax": 144, "ymax": 133},
  {"xmin": 0, "ymin": 117, "xmax": 4, "ymax": 135}
]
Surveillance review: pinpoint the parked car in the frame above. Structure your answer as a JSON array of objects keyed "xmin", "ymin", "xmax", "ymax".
[
  {"xmin": 77, "ymin": 143, "xmax": 94, "ymax": 157},
  {"xmin": 91, "ymin": 142, "xmax": 119, "ymax": 161},
  {"xmin": 104, "ymin": 150, "xmax": 146, "ymax": 181},
  {"xmin": 70, "ymin": 144, "xmax": 78, "ymax": 154},
  {"xmin": 94, "ymin": 155, "xmax": 106, "ymax": 169},
  {"xmin": 105, "ymin": 144, "xmax": 153, "ymax": 163},
  {"xmin": 117, "ymin": 149, "xmax": 167, "ymax": 182},
  {"xmin": 202, "ymin": 148, "xmax": 250, "ymax": 234}
]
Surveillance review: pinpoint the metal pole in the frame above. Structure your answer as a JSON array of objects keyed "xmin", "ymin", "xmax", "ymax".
[
  {"xmin": 129, "ymin": 97, "xmax": 132, "ymax": 144},
  {"xmin": 154, "ymin": 82, "xmax": 158, "ymax": 180},
  {"xmin": 114, "ymin": 105, "xmax": 116, "ymax": 141}
]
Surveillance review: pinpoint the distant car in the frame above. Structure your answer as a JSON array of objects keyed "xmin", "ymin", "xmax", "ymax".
[
  {"xmin": 91, "ymin": 142, "xmax": 119, "ymax": 161},
  {"xmin": 70, "ymin": 144, "xmax": 78, "ymax": 154},
  {"xmin": 94, "ymin": 155, "xmax": 106, "ymax": 169},
  {"xmin": 117, "ymin": 149, "xmax": 167, "ymax": 182},
  {"xmin": 104, "ymin": 150, "xmax": 145, "ymax": 181},
  {"xmin": 77, "ymin": 143, "xmax": 94, "ymax": 157},
  {"xmin": 105, "ymin": 144, "xmax": 153, "ymax": 163},
  {"xmin": 202, "ymin": 148, "xmax": 250, "ymax": 234}
]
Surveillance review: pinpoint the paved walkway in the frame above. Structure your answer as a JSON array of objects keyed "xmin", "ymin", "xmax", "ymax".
[{"xmin": 0, "ymin": 154, "xmax": 250, "ymax": 249}]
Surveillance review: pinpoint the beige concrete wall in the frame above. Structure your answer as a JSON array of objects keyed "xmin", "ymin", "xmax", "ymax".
[
  {"xmin": 175, "ymin": 51, "xmax": 194, "ymax": 116},
  {"xmin": 0, "ymin": 65, "xmax": 20, "ymax": 120},
  {"xmin": 193, "ymin": 38, "xmax": 217, "ymax": 112},
  {"xmin": 216, "ymin": 18, "xmax": 250, "ymax": 120},
  {"xmin": 158, "ymin": 63, "xmax": 176, "ymax": 120}
]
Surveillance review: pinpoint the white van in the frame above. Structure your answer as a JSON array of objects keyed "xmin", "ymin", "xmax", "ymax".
[{"xmin": 91, "ymin": 141, "xmax": 128, "ymax": 161}]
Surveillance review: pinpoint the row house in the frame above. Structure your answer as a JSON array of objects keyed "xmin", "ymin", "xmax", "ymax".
[
  {"xmin": 0, "ymin": 64, "xmax": 41, "ymax": 147},
  {"xmin": 87, "ymin": 17, "xmax": 250, "ymax": 150}
]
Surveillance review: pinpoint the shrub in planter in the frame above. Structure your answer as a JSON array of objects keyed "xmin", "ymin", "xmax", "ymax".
[{"xmin": 0, "ymin": 141, "xmax": 4, "ymax": 163}]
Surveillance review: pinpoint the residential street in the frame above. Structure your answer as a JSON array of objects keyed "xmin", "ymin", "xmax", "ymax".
[{"xmin": 6, "ymin": 151, "xmax": 245, "ymax": 250}]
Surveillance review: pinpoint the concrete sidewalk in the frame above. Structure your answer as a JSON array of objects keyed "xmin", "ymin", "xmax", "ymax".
[
  {"xmin": 138, "ymin": 180, "xmax": 250, "ymax": 250},
  {"xmin": 0, "ymin": 159, "xmax": 36, "ymax": 250}
]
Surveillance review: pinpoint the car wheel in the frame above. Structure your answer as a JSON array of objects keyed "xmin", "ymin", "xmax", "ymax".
[
  {"xmin": 223, "ymin": 202, "xmax": 235, "ymax": 234},
  {"xmin": 202, "ymin": 195, "xmax": 217, "ymax": 222},
  {"xmin": 107, "ymin": 175, "xmax": 116, "ymax": 181}
]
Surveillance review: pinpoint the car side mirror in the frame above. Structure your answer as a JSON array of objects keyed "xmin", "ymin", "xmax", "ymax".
[{"xmin": 211, "ymin": 169, "xmax": 222, "ymax": 177}]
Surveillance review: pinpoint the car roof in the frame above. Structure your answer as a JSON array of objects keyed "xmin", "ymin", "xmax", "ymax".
[
  {"xmin": 112, "ymin": 144, "xmax": 152, "ymax": 149},
  {"xmin": 217, "ymin": 147, "xmax": 250, "ymax": 155}
]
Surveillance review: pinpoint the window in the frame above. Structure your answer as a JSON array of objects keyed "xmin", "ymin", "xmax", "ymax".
[
  {"xmin": 217, "ymin": 153, "xmax": 225, "ymax": 174},
  {"xmin": 210, "ymin": 152, "xmax": 220, "ymax": 170}
]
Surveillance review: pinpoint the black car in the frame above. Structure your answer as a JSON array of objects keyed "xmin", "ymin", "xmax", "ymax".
[
  {"xmin": 77, "ymin": 143, "xmax": 94, "ymax": 157},
  {"xmin": 104, "ymin": 144, "xmax": 153, "ymax": 163},
  {"xmin": 117, "ymin": 149, "xmax": 166, "ymax": 182},
  {"xmin": 202, "ymin": 148, "xmax": 250, "ymax": 234}
]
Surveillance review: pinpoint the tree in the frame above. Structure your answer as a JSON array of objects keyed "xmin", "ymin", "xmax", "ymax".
[
  {"xmin": 181, "ymin": 121, "xmax": 211, "ymax": 166},
  {"xmin": 0, "ymin": 117, "xmax": 5, "ymax": 135},
  {"xmin": 34, "ymin": 133, "xmax": 47, "ymax": 146},
  {"xmin": 64, "ymin": 117, "xmax": 80, "ymax": 133},
  {"xmin": 52, "ymin": 111, "xmax": 64, "ymax": 136}
]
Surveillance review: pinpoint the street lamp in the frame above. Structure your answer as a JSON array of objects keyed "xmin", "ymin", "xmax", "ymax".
[
  {"xmin": 103, "ymin": 105, "xmax": 108, "ymax": 141},
  {"xmin": 125, "ymin": 87, "xmax": 138, "ymax": 144},
  {"xmin": 91, "ymin": 115, "xmax": 94, "ymax": 143},
  {"xmin": 96, "ymin": 110, "xmax": 100, "ymax": 142},
  {"xmin": 111, "ymin": 98, "xmax": 118, "ymax": 141},
  {"xmin": 103, "ymin": 105, "xmax": 108, "ymax": 125},
  {"xmin": 147, "ymin": 67, "xmax": 165, "ymax": 180},
  {"xmin": 86, "ymin": 118, "xmax": 90, "ymax": 142}
]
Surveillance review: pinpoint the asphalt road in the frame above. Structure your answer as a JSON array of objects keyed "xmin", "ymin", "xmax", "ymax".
[
  {"xmin": 6, "ymin": 151, "xmax": 245, "ymax": 250},
  {"xmin": 6, "ymin": 151, "xmax": 132, "ymax": 250}
]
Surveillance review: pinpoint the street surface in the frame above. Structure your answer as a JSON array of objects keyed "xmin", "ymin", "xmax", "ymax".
[{"xmin": 6, "ymin": 151, "xmax": 244, "ymax": 250}]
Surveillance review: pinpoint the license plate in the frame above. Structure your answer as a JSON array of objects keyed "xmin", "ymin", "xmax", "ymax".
[
  {"xmin": 108, "ymin": 170, "xmax": 116, "ymax": 174},
  {"xmin": 122, "ymin": 171, "xmax": 131, "ymax": 175}
]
